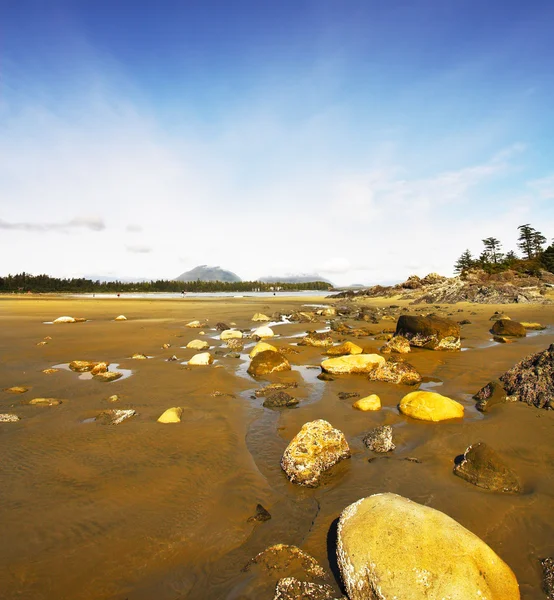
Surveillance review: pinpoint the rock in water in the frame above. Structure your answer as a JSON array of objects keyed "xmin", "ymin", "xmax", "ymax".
[
  {"xmin": 321, "ymin": 354, "xmax": 385, "ymax": 375},
  {"xmin": 97, "ymin": 409, "xmax": 136, "ymax": 424},
  {"xmin": 29, "ymin": 398, "xmax": 61, "ymax": 406},
  {"xmin": 247, "ymin": 503, "xmax": 272, "ymax": 523},
  {"xmin": 158, "ymin": 407, "xmax": 183, "ymax": 423},
  {"xmin": 473, "ymin": 379, "xmax": 509, "ymax": 412},
  {"xmin": 490, "ymin": 319, "xmax": 527, "ymax": 337},
  {"xmin": 220, "ymin": 329, "xmax": 243, "ymax": 340},
  {"xmin": 0, "ymin": 414, "xmax": 20, "ymax": 422},
  {"xmin": 281, "ymin": 419, "xmax": 350, "ymax": 487},
  {"xmin": 90, "ymin": 362, "xmax": 109, "ymax": 375},
  {"xmin": 336, "ymin": 493, "xmax": 520, "ymax": 600},
  {"xmin": 325, "ymin": 341, "xmax": 363, "ymax": 356},
  {"xmin": 263, "ymin": 392, "xmax": 299, "ymax": 408},
  {"xmin": 453, "ymin": 442, "xmax": 520, "ymax": 493},
  {"xmin": 93, "ymin": 371, "xmax": 123, "ymax": 382},
  {"xmin": 380, "ymin": 335, "xmax": 411, "ymax": 354},
  {"xmin": 399, "ymin": 390, "xmax": 464, "ymax": 421},
  {"xmin": 363, "ymin": 425, "xmax": 395, "ymax": 452},
  {"xmin": 188, "ymin": 352, "xmax": 214, "ymax": 366},
  {"xmin": 248, "ymin": 350, "xmax": 291, "ymax": 377},
  {"xmin": 3, "ymin": 386, "xmax": 29, "ymax": 394},
  {"xmin": 300, "ymin": 332, "xmax": 334, "ymax": 347},
  {"xmin": 244, "ymin": 544, "xmax": 328, "ymax": 581},
  {"xmin": 368, "ymin": 358, "xmax": 422, "ymax": 385},
  {"xmin": 395, "ymin": 315, "xmax": 461, "ymax": 350},
  {"xmin": 273, "ymin": 577, "xmax": 337, "ymax": 600},
  {"xmin": 69, "ymin": 360, "xmax": 105, "ymax": 372},
  {"xmin": 53, "ymin": 316, "xmax": 76, "ymax": 324},
  {"xmin": 250, "ymin": 341, "xmax": 278, "ymax": 358},
  {"xmin": 186, "ymin": 339, "xmax": 210, "ymax": 351},
  {"xmin": 130, "ymin": 353, "xmax": 148, "ymax": 360},
  {"xmin": 114, "ymin": 315, "xmax": 127, "ymax": 321},
  {"xmin": 352, "ymin": 395, "xmax": 381, "ymax": 411},
  {"xmin": 542, "ymin": 557, "xmax": 554, "ymax": 600}
]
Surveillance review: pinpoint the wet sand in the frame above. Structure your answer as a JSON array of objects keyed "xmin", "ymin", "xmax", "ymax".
[{"xmin": 1, "ymin": 295, "xmax": 553, "ymax": 599}]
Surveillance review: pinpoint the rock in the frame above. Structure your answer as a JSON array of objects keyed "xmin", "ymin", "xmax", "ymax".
[
  {"xmin": 321, "ymin": 354, "xmax": 385, "ymax": 375},
  {"xmin": 252, "ymin": 313, "xmax": 271, "ymax": 322},
  {"xmin": 96, "ymin": 409, "xmax": 136, "ymax": 424},
  {"xmin": 248, "ymin": 350, "xmax": 291, "ymax": 377},
  {"xmin": 253, "ymin": 325, "xmax": 275, "ymax": 338},
  {"xmin": 459, "ymin": 319, "xmax": 472, "ymax": 325},
  {"xmin": 3, "ymin": 386, "xmax": 29, "ymax": 394},
  {"xmin": 69, "ymin": 360, "xmax": 105, "ymax": 373},
  {"xmin": 186, "ymin": 320, "xmax": 205, "ymax": 328},
  {"xmin": 395, "ymin": 315, "xmax": 461, "ymax": 350},
  {"xmin": 281, "ymin": 419, "xmax": 350, "ymax": 487},
  {"xmin": 250, "ymin": 341, "xmax": 278, "ymax": 358},
  {"xmin": 114, "ymin": 315, "xmax": 127, "ymax": 321},
  {"xmin": 53, "ymin": 316, "xmax": 76, "ymax": 324},
  {"xmin": 161, "ymin": 343, "xmax": 171, "ymax": 350},
  {"xmin": 363, "ymin": 425, "xmax": 395, "ymax": 452},
  {"xmin": 473, "ymin": 379, "xmax": 509, "ymax": 412},
  {"xmin": 167, "ymin": 355, "xmax": 178, "ymax": 361},
  {"xmin": 188, "ymin": 352, "xmax": 214, "ymax": 366},
  {"xmin": 0, "ymin": 413, "xmax": 20, "ymax": 422},
  {"xmin": 496, "ymin": 344, "xmax": 554, "ymax": 409},
  {"xmin": 225, "ymin": 337, "xmax": 245, "ymax": 351},
  {"xmin": 399, "ymin": 390, "xmax": 464, "ymax": 421},
  {"xmin": 352, "ymin": 395, "xmax": 381, "ymax": 411},
  {"xmin": 90, "ymin": 362, "xmax": 108, "ymax": 375},
  {"xmin": 263, "ymin": 392, "xmax": 299, "ymax": 408},
  {"xmin": 273, "ymin": 577, "xmax": 337, "ymax": 600},
  {"xmin": 157, "ymin": 407, "xmax": 182, "ymax": 423},
  {"xmin": 336, "ymin": 493, "xmax": 520, "ymax": 600},
  {"xmin": 493, "ymin": 335, "xmax": 514, "ymax": 344},
  {"xmin": 380, "ymin": 335, "xmax": 411, "ymax": 354},
  {"xmin": 490, "ymin": 311, "xmax": 509, "ymax": 321},
  {"xmin": 255, "ymin": 382, "xmax": 298, "ymax": 396},
  {"xmin": 325, "ymin": 341, "xmax": 363, "ymax": 356},
  {"xmin": 542, "ymin": 557, "xmax": 554, "ymax": 600},
  {"xmin": 29, "ymin": 398, "xmax": 61, "ymax": 406},
  {"xmin": 368, "ymin": 358, "xmax": 422, "ymax": 385},
  {"xmin": 130, "ymin": 353, "xmax": 148, "ymax": 360},
  {"xmin": 247, "ymin": 503, "xmax": 272, "ymax": 523},
  {"xmin": 317, "ymin": 373, "xmax": 335, "ymax": 381},
  {"xmin": 520, "ymin": 321, "xmax": 546, "ymax": 330},
  {"xmin": 36, "ymin": 341, "xmax": 48, "ymax": 346},
  {"xmin": 453, "ymin": 442, "xmax": 520, "ymax": 493},
  {"xmin": 300, "ymin": 332, "xmax": 333, "ymax": 347},
  {"xmin": 215, "ymin": 322, "xmax": 229, "ymax": 331},
  {"xmin": 319, "ymin": 306, "xmax": 337, "ymax": 317},
  {"xmin": 107, "ymin": 395, "xmax": 119, "ymax": 402},
  {"xmin": 220, "ymin": 329, "xmax": 243, "ymax": 340},
  {"xmin": 490, "ymin": 319, "xmax": 527, "ymax": 337},
  {"xmin": 42, "ymin": 368, "xmax": 59, "ymax": 374},
  {"xmin": 187, "ymin": 339, "xmax": 210, "ymax": 350},
  {"xmin": 338, "ymin": 392, "xmax": 359, "ymax": 400},
  {"xmin": 93, "ymin": 371, "xmax": 123, "ymax": 382}
]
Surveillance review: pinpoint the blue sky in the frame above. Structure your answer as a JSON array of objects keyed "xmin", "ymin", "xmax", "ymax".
[{"xmin": 1, "ymin": 0, "xmax": 553, "ymax": 284}]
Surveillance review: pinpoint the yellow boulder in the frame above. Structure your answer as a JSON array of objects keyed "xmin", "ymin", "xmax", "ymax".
[
  {"xmin": 250, "ymin": 341, "xmax": 278, "ymax": 358},
  {"xmin": 158, "ymin": 407, "xmax": 183, "ymax": 423},
  {"xmin": 325, "ymin": 341, "xmax": 363, "ymax": 356},
  {"xmin": 399, "ymin": 391, "xmax": 464, "ymax": 422},
  {"xmin": 321, "ymin": 354, "xmax": 385, "ymax": 375},
  {"xmin": 352, "ymin": 395, "xmax": 381, "ymax": 411}
]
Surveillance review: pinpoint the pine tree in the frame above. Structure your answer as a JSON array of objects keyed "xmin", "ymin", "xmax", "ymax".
[
  {"xmin": 532, "ymin": 231, "xmax": 547, "ymax": 257},
  {"xmin": 517, "ymin": 224, "xmax": 547, "ymax": 259},
  {"xmin": 542, "ymin": 244, "xmax": 554, "ymax": 273},
  {"xmin": 454, "ymin": 249, "xmax": 475, "ymax": 273},
  {"xmin": 482, "ymin": 237, "xmax": 503, "ymax": 264}
]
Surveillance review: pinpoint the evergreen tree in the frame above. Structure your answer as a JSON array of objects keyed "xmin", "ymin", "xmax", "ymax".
[
  {"xmin": 532, "ymin": 230, "xmax": 547, "ymax": 256},
  {"xmin": 517, "ymin": 224, "xmax": 545, "ymax": 259},
  {"xmin": 454, "ymin": 249, "xmax": 475, "ymax": 273},
  {"xmin": 503, "ymin": 250, "xmax": 518, "ymax": 267},
  {"xmin": 542, "ymin": 244, "xmax": 554, "ymax": 273},
  {"xmin": 482, "ymin": 237, "xmax": 503, "ymax": 264}
]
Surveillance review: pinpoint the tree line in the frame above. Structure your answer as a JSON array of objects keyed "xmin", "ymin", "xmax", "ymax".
[
  {"xmin": 454, "ymin": 224, "xmax": 554, "ymax": 274},
  {"xmin": 0, "ymin": 274, "xmax": 332, "ymax": 294}
]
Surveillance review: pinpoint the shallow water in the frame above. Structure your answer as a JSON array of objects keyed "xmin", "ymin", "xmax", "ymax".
[{"xmin": 1, "ymin": 296, "xmax": 553, "ymax": 599}]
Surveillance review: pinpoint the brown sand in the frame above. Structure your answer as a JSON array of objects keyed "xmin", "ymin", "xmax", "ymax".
[{"xmin": 0, "ymin": 295, "xmax": 553, "ymax": 599}]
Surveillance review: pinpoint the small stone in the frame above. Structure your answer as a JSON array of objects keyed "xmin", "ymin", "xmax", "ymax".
[
  {"xmin": 247, "ymin": 503, "xmax": 272, "ymax": 522},
  {"xmin": 53, "ymin": 316, "xmax": 76, "ymax": 324},
  {"xmin": 90, "ymin": 362, "xmax": 108, "ymax": 375},
  {"xmin": 493, "ymin": 335, "xmax": 514, "ymax": 344},
  {"xmin": 473, "ymin": 379, "xmax": 508, "ymax": 412},
  {"xmin": 255, "ymin": 382, "xmax": 298, "ymax": 397},
  {"xmin": 42, "ymin": 368, "xmax": 59, "ymax": 375},
  {"xmin": 215, "ymin": 322, "xmax": 229, "ymax": 331},
  {"xmin": 353, "ymin": 395, "xmax": 381, "ymax": 411},
  {"xmin": 93, "ymin": 371, "xmax": 123, "ymax": 382},
  {"xmin": 453, "ymin": 442, "xmax": 520, "ymax": 493},
  {"xmin": 252, "ymin": 313, "xmax": 271, "ymax": 322},
  {"xmin": 363, "ymin": 425, "xmax": 395, "ymax": 452},
  {"xmin": 107, "ymin": 395, "xmax": 119, "ymax": 402},
  {"xmin": 188, "ymin": 352, "xmax": 214, "ymax": 366},
  {"xmin": 300, "ymin": 332, "xmax": 333, "ymax": 347},
  {"xmin": 321, "ymin": 354, "xmax": 385, "ymax": 375},
  {"xmin": 325, "ymin": 341, "xmax": 363, "ymax": 356},
  {"xmin": 380, "ymin": 335, "xmax": 411, "ymax": 354},
  {"xmin": 69, "ymin": 360, "xmax": 104, "ymax": 373},
  {"xmin": 167, "ymin": 355, "xmax": 178, "ymax": 361},
  {"xmin": 521, "ymin": 322, "xmax": 546, "ymax": 330},
  {"xmin": 114, "ymin": 315, "xmax": 127, "ymax": 321},
  {"xmin": 3, "ymin": 386, "xmax": 29, "ymax": 394},
  {"xmin": 161, "ymin": 343, "xmax": 171, "ymax": 349},
  {"xmin": 97, "ymin": 409, "xmax": 136, "ymax": 424},
  {"xmin": 186, "ymin": 320, "xmax": 205, "ymax": 328},
  {"xmin": 29, "ymin": 398, "xmax": 61, "ymax": 406},
  {"xmin": 338, "ymin": 392, "xmax": 359, "ymax": 400},
  {"xmin": 186, "ymin": 339, "xmax": 210, "ymax": 351},
  {"xmin": 368, "ymin": 359, "xmax": 422, "ymax": 385},
  {"xmin": 36, "ymin": 341, "xmax": 48, "ymax": 346},
  {"xmin": 158, "ymin": 407, "xmax": 183, "ymax": 423},
  {"xmin": 317, "ymin": 372, "xmax": 335, "ymax": 381},
  {"xmin": 0, "ymin": 413, "xmax": 20, "ymax": 422},
  {"xmin": 490, "ymin": 319, "xmax": 527, "ymax": 337},
  {"xmin": 263, "ymin": 392, "xmax": 299, "ymax": 408},
  {"xmin": 131, "ymin": 353, "xmax": 148, "ymax": 360},
  {"xmin": 248, "ymin": 351, "xmax": 291, "ymax": 377}
]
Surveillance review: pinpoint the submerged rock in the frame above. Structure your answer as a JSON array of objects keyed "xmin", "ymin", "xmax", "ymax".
[
  {"xmin": 321, "ymin": 354, "xmax": 385, "ymax": 375},
  {"xmin": 0, "ymin": 413, "xmax": 20, "ymax": 422},
  {"xmin": 368, "ymin": 358, "xmax": 422, "ymax": 385},
  {"xmin": 352, "ymin": 395, "xmax": 381, "ymax": 411},
  {"xmin": 29, "ymin": 398, "xmax": 61, "ymax": 406},
  {"xmin": 395, "ymin": 315, "xmax": 461, "ymax": 350},
  {"xmin": 325, "ymin": 341, "xmax": 363, "ymax": 356},
  {"xmin": 300, "ymin": 332, "xmax": 333, "ymax": 347},
  {"xmin": 187, "ymin": 339, "xmax": 210, "ymax": 350},
  {"xmin": 247, "ymin": 503, "xmax": 272, "ymax": 523},
  {"xmin": 399, "ymin": 390, "xmax": 464, "ymax": 421},
  {"xmin": 273, "ymin": 577, "xmax": 337, "ymax": 600},
  {"xmin": 157, "ymin": 407, "xmax": 183, "ymax": 423},
  {"xmin": 255, "ymin": 382, "xmax": 298, "ymax": 396},
  {"xmin": 453, "ymin": 442, "xmax": 520, "ymax": 493},
  {"xmin": 336, "ymin": 493, "xmax": 520, "ymax": 600},
  {"xmin": 3, "ymin": 386, "xmax": 29, "ymax": 394},
  {"xmin": 248, "ymin": 350, "xmax": 291, "ymax": 377},
  {"xmin": 96, "ymin": 409, "xmax": 136, "ymax": 424},
  {"xmin": 363, "ymin": 425, "xmax": 395, "ymax": 452},
  {"xmin": 281, "ymin": 419, "xmax": 350, "ymax": 487},
  {"xmin": 263, "ymin": 392, "xmax": 299, "ymax": 408},
  {"xmin": 490, "ymin": 319, "xmax": 527, "ymax": 337}
]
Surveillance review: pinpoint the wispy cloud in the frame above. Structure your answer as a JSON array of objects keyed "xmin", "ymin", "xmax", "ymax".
[{"xmin": 0, "ymin": 216, "xmax": 105, "ymax": 232}]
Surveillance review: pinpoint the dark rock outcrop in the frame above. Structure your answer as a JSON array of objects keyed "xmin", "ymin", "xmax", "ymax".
[
  {"xmin": 263, "ymin": 392, "xmax": 299, "ymax": 408},
  {"xmin": 490, "ymin": 319, "xmax": 527, "ymax": 337},
  {"xmin": 367, "ymin": 358, "xmax": 422, "ymax": 385},
  {"xmin": 395, "ymin": 315, "xmax": 461, "ymax": 350},
  {"xmin": 248, "ymin": 351, "xmax": 291, "ymax": 377},
  {"xmin": 473, "ymin": 379, "xmax": 509, "ymax": 412}
]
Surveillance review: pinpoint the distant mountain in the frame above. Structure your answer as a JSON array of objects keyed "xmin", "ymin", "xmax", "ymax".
[
  {"xmin": 175, "ymin": 265, "xmax": 242, "ymax": 282},
  {"xmin": 259, "ymin": 273, "xmax": 333, "ymax": 285}
]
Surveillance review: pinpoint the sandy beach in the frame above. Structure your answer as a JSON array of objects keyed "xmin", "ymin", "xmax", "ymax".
[{"xmin": 1, "ymin": 294, "xmax": 553, "ymax": 599}]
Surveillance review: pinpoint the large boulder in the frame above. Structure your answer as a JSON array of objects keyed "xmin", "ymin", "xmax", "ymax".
[
  {"xmin": 395, "ymin": 315, "xmax": 461, "ymax": 350},
  {"xmin": 253, "ymin": 325, "xmax": 275, "ymax": 339},
  {"xmin": 367, "ymin": 359, "xmax": 421, "ymax": 385},
  {"xmin": 220, "ymin": 329, "xmax": 243, "ymax": 340},
  {"xmin": 325, "ymin": 341, "xmax": 363, "ymax": 356},
  {"xmin": 281, "ymin": 419, "xmax": 350, "ymax": 487},
  {"xmin": 399, "ymin": 391, "xmax": 464, "ymax": 421},
  {"xmin": 248, "ymin": 350, "xmax": 291, "ymax": 377},
  {"xmin": 250, "ymin": 341, "xmax": 278, "ymax": 358},
  {"xmin": 490, "ymin": 319, "xmax": 527, "ymax": 337},
  {"xmin": 453, "ymin": 442, "xmax": 520, "ymax": 493},
  {"xmin": 321, "ymin": 354, "xmax": 385, "ymax": 375},
  {"xmin": 186, "ymin": 339, "xmax": 210, "ymax": 351},
  {"xmin": 188, "ymin": 352, "xmax": 214, "ymax": 366},
  {"xmin": 336, "ymin": 493, "xmax": 520, "ymax": 600}
]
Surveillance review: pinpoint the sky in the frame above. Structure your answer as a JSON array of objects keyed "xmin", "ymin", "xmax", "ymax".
[{"xmin": 1, "ymin": 0, "xmax": 553, "ymax": 286}]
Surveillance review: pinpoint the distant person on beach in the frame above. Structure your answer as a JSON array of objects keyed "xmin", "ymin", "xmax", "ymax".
[
  {"xmin": 181, "ymin": 290, "xmax": 186, "ymax": 297},
  {"xmin": 117, "ymin": 293, "xmax": 120, "ymax": 297}
]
